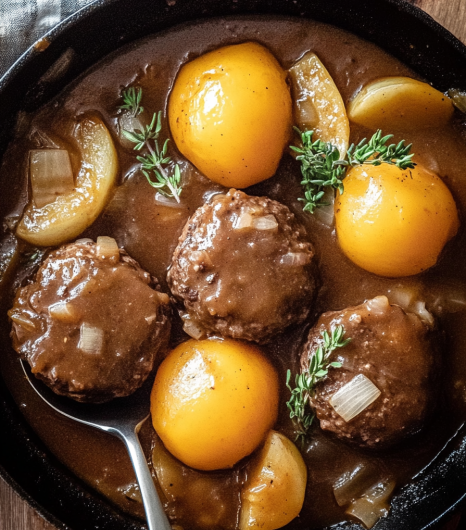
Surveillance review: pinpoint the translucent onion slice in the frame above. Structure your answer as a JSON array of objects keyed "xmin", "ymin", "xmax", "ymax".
[
  {"xmin": 233, "ymin": 212, "xmax": 253, "ymax": 230},
  {"xmin": 30, "ymin": 149, "xmax": 74, "ymax": 208},
  {"xmin": 448, "ymin": 89, "xmax": 466, "ymax": 113},
  {"xmin": 346, "ymin": 479, "xmax": 396, "ymax": 529},
  {"xmin": 329, "ymin": 374, "xmax": 381, "ymax": 422},
  {"xmin": 96, "ymin": 236, "xmax": 119, "ymax": 262},
  {"xmin": 119, "ymin": 113, "xmax": 146, "ymax": 149},
  {"xmin": 411, "ymin": 300, "xmax": 434, "ymax": 327},
  {"xmin": 280, "ymin": 252, "xmax": 311, "ymax": 267},
  {"xmin": 182, "ymin": 317, "xmax": 205, "ymax": 340},
  {"xmin": 333, "ymin": 463, "xmax": 378, "ymax": 507},
  {"xmin": 314, "ymin": 188, "xmax": 335, "ymax": 227},
  {"xmin": 364, "ymin": 295, "xmax": 390, "ymax": 316},
  {"xmin": 78, "ymin": 323, "xmax": 104, "ymax": 354},
  {"xmin": 8, "ymin": 310, "xmax": 35, "ymax": 331},
  {"xmin": 289, "ymin": 52, "xmax": 350, "ymax": 158},
  {"xmin": 252, "ymin": 214, "xmax": 278, "ymax": 231},
  {"xmin": 48, "ymin": 302, "xmax": 78, "ymax": 323}
]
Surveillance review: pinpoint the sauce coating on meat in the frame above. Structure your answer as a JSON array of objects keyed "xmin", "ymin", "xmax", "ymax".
[
  {"xmin": 9, "ymin": 240, "xmax": 171, "ymax": 402},
  {"xmin": 168, "ymin": 189, "xmax": 317, "ymax": 342},
  {"xmin": 302, "ymin": 296, "xmax": 437, "ymax": 448}
]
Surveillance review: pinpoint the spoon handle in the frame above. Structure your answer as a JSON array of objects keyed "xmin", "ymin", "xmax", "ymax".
[{"xmin": 122, "ymin": 429, "xmax": 172, "ymax": 530}]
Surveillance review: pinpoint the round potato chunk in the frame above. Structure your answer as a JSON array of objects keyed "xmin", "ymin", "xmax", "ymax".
[
  {"xmin": 167, "ymin": 189, "xmax": 317, "ymax": 343},
  {"xmin": 150, "ymin": 338, "xmax": 279, "ymax": 471},
  {"xmin": 9, "ymin": 240, "xmax": 171, "ymax": 403},
  {"xmin": 168, "ymin": 42, "xmax": 292, "ymax": 188},
  {"xmin": 240, "ymin": 430, "xmax": 307, "ymax": 530},
  {"xmin": 335, "ymin": 164, "xmax": 459, "ymax": 277},
  {"xmin": 347, "ymin": 76, "xmax": 454, "ymax": 130}
]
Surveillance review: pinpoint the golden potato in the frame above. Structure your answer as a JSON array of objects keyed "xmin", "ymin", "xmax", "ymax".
[
  {"xmin": 347, "ymin": 76, "xmax": 454, "ymax": 130},
  {"xmin": 335, "ymin": 164, "xmax": 459, "ymax": 277},
  {"xmin": 150, "ymin": 338, "xmax": 279, "ymax": 471},
  {"xmin": 289, "ymin": 51, "xmax": 349, "ymax": 158},
  {"xmin": 168, "ymin": 42, "xmax": 292, "ymax": 188},
  {"xmin": 240, "ymin": 430, "xmax": 307, "ymax": 530},
  {"xmin": 17, "ymin": 116, "xmax": 118, "ymax": 246}
]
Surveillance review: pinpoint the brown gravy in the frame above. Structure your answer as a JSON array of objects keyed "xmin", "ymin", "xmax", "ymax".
[{"xmin": 1, "ymin": 15, "xmax": 466, "ymax": 529}]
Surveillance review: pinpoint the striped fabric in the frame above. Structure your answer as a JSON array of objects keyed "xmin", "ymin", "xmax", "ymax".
[{"xmin": 0, "ymin": 0, "xmax": 95, "ymax": 75}]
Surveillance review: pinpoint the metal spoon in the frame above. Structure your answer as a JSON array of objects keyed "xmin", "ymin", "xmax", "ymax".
[{"xmin": 21, "ymin": 360, "xmax": 172, "ymax": 530}]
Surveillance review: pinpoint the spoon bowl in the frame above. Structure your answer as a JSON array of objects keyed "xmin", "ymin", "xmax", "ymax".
[{"xmin": 20, "ymin": 359, "xmax": 171, "ymax": 530}]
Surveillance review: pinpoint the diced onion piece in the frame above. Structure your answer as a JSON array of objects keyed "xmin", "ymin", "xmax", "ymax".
[
  {"xmin": 8, "ymin": 311, "xmax": 35, "ymax": 331},
  {"xmin": 252, "ymin": 214, "xmax": 278, "ymax": 231},
  {"xmin": 330, "ymin": 374, "xmax": 381, "ymax": 422},
  {"xmin": 449, "ymin": 89, "xmax": 466, "ymax": 113},
  {"xmin": 78, "ymin": 323, "xmax": 104, "ymax": 354},
  {"xmin": 96, "ymin": 236, "xmax": 119, "ymax": 262},
  {"xmin": 49, "ymin": 302, "xmax": 78, "ymax": 323},
  {"xmin": 314, "ymin": 188, "xmax": 335, "ymax": 227},
  {"xmin": 346, "ymin": 479, "xmax": 396, "ymax": 529},
  {"xmin": 233, "ymin": 212, "xmax": 253, "ymax": 230},
  {"xmin": 75, "ymin": 238, "xmax": 94, "ymax": 245},
  {"xmin": 182, "ymin": 318, "xmax": 205, "ymax": 340},
  {"xmin": 155, "ymin": 192, "xmax": 185, "ymax": 209},
  {"xmin": 280, "ymin": 252, "xmax": 311, "ymax": 267},
  {"xmin": 333, "ymin": 463, "xmax": 378, "ymax": 507},
  {"xmin": 387, "ymin": 286, "xmax": 416, "ymax": 310},
  {"xmin": 30, "ymin": 149, "xmax": 74, "ymax": 208},
  {"xmin": 411, "ymin": 300, "xmax": 434, "ymax": 327},
  {"xmin": 364, "ymin": 295, "xmax": 390, "ymax": 316},
  {"xmin": 346, "ymin": 498, "xmax": 389, "ymax": 529},
  {"xmin": 119, "ymin": 114, "xmax": 145, "ymax": 149}
]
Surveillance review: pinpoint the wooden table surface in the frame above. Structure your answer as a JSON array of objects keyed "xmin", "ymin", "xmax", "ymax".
[{"xmin": 1, "ymin": 0, "xmax": 466, "ymax": 529}]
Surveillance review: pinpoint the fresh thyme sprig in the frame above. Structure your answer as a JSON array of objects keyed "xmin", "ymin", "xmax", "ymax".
[
  {"xmin": 286, "ymin": 325, "xmax": 351, "ymax": 445},
  {"xmin": 290, "ymin": 128, "xmax": 416, "ymax": 214},
  {"xmin": 120, "ymin": 90, "xmax": 182, "ymax": 203},
  {"xmin": 119, "ymin": 87, "xmax": 144, "ymax": 117}
]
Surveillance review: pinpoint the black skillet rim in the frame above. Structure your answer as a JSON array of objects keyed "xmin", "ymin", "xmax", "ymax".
[{"xmin": 1, "ymin": 0, "xmax": 466, "ymax": 529}]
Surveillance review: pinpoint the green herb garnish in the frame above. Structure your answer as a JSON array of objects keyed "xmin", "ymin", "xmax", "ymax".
[
  {"xmin": 120, "ymin": 89, "xmax": 182, "ymax": 203},
  {"xmin": 119, "ymin": 87, "xmax": 144, "ymax": 117},
  {"xmin": 290, "ymin": 128, "xmax": 416, "ymax": 214},
  {"xmin": 286, "ymin": 325, "xmax": 351, "ymax": 445}
]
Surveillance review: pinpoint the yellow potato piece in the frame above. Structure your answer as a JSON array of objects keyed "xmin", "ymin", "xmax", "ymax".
[
  {"xmin": 335, "ymin": 164, "xmax": 459, "ymax": 277},
  {"xmin": 240, "ymin": 430, "xmax": 307, "ymax": 530},
  {"xmin": 347, "ymin": 76, "xmax": 454, "ymax": 130},
  {"xmin": 168, "ymin": 42, "xmax": 292, "ymax": 188},
  {"xmin": 151, "ymin": 338, "xmax": 279, "ymax": 471},
  {"xmin": 17, "ymin": 116, "xmax": 118, "ymax": 246},
  {"xmin": 289, "ymin": 51, "xmax": 349, "ymax": 157}
]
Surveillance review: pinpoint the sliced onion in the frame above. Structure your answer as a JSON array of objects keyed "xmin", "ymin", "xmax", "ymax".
[
  {"xmin": 449, "ymin": 89, "xmax": 466, "ymax": 113},
  {"xmin": 119, "ymin": 114, "xmax": 146, "ymax": 149},
  {"xmin": 30, "ymin": 149, "xmax": 74, "ymax": 208},
  {"xmin": 8, "ymin": 311, "xmax": 35, "ymax": 331},
  {"xmin": 78, "ymin": 323, "xmax": 104, "ymax": 354},
  {"xmin": 387, "ymin": 287, "xmax": 416, "ymax": 310},
  {"xmin": 49, "ymin": 302, "xmax": 78, "ymax": 323},
  {"xmin": 75, "ymin": 238, "xmax": 94, "ymax": 245},
  {"xmin": 411, "ymin": 300, "xmax": 434, "ymax": 327},
  {"xmin": 96, "ymin": 236, "xmax": 119, "ymax": 262},
  {"xmin": 314, "ymin": 187, "xmax": 335, "ymax": 227},
  {"xmin": 364, "ymin": 295, "xmax": 390, "ymax": 316},
  {"xmin": 333, "ymin": 463, "xmax": 378, "ymax": 507},
  {"xmin": 329, "ymin": 374, "xmax": 381, "ymax": 422},
  {"xmin": 233, "ymin": 212, "xmax": 253, "ymax": 230},
  {"xmin": 346, "ymin": 478, "xmax": 396, "ymax": 529},
  {"xmin": 280, "ymin": 252, "xmax": 311, "ymax": 267},
  {"xmin": 252, "ymin": 214, "xmax": 278, "ymax": 231},
  {"xmin": 155, "ymin": 192, "xmax": 185, "ymax": 208},
  {"xmin": 182, "ymin": 318, "xmax": 205, "ymax": 340}
]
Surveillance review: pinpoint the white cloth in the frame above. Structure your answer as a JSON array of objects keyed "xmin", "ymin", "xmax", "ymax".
[{"xmin": 0, "ymin": 0, "xmax": 95, "ymax": 75}]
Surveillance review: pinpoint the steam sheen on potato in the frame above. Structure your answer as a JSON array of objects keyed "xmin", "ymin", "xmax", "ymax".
[
  {"xmin": 335, "ymin": 164, "xmax": 459, "ymax": 277},
  {"xmin": 150, "ymin": 338, "xmax": 279, "ymax": 471},
  {"xmin": 168, "ymin": 42, "xmax": 292, "ymax": 188}
]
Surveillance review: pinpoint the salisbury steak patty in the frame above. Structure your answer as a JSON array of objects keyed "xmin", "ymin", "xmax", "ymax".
[
  {"xmin": 9, "ymin": 239, "xmax": 170, "ymax": 403},
  {"xmin": 301, "ymin": 296, "xmax": 437, "ymax": 448},
  {"xmin": 168, "ymin": 189, "xmax": 317, "ymax": 342}
]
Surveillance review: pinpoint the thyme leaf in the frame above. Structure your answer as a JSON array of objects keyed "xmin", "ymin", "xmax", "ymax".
[
  {"xmin": 291, "ymin": 128, "xmax": 416, "ymax": 215},
  {"xmin": 119, "ymin": 87, "xmax": 144, "ymax": 117},
  {"xmin": 120, "ymin": 90, "xmax": 182, "ymax": 203},
  {"xmin": 286, "ymin": 325, "xmax": 351, "ymax": 445}
]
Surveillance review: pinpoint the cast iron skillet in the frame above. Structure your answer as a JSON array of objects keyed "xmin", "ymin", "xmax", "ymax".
[{"xmin": 1, "ymin": 0, "xmax": 466, "ymax": 529}]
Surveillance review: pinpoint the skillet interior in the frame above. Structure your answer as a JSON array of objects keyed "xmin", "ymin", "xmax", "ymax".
[{"xmin": 1, "ymin": 0, "xmax": 466, "ymax": 528}]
